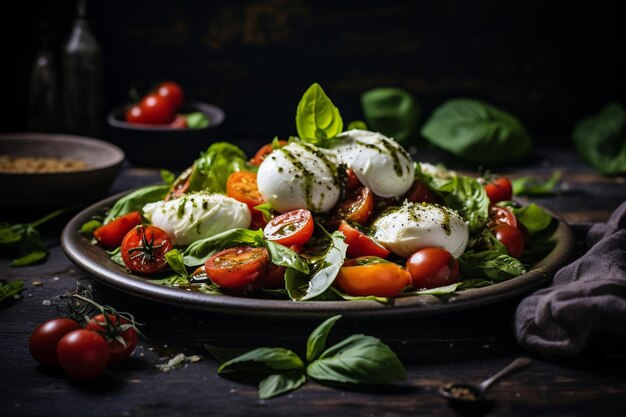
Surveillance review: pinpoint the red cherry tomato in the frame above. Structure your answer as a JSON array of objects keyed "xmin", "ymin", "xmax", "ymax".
[
  {"xmin": 345, "ymin": 168, "xmax": 362, "ymax": 192},
  {"xmin": 326, "ymin": 186, "xmax": 374, "ymax": 228},
  {"xmin": 338, "ymin": 221, "xmax": 390, "ymax": 259},
  {"xmin": 204, "ymin": 246, "xmax": 269, "ymax": 288},
  {"xmin": 125, "ymin": 105, "xmax": 144, "ymax": 124},
  {"xmin": 170, "ymin": 114, "xmax": 187, "ymax": 129},
  {"xmin": 29, "ymin": 318, "xmax": 82, "ymax": 367},
  {"xmin": 93, "ymin": 211, "xmax": 142, "ymax": 249},
  {"xmin": 157, "ymin": 81, "xmax": 184, "ymax": 110},
  {"xmin": 251, "ymin": 140, "xmax": 288, "ymax": 166},
  {"xmin": 406, "ymin": 248, "xmax": 460, "ymax": 289},
  {"xmin": 488, "ymin": 205, "xmax": 517, "ymax": 229},
  {"xmin": 264, "ymin": 209, "xmax": 314, "ymax": 247},
  {"xmin": 493, "ymin": 224, "xmax": 524, "ymax": 259},
  {"xmin": 85, "ymin": 314, "xmax": 138, "ymax": 364},
  {"xmin": 121, "ymin": 225, "xmax": 173, "ymax": 275},
  {"xmin": 56, "ymin": 329, "xmax": 110, "ymax": 380},
  {"xmin": 336, "ymin": 257, "xmax": 411, "ymax": 297},
  {"xmin": 226, "ymin": 171, "xmax": 264, "ymax": 207},
  {"xmin": 484, "ymin": 176, "xmax": 513, "ymax": 204},
  {"xmin": 137, "ymin": 93, "xmax": 175, "ymax": 124},
  {"xmin": 403, "ymin": 179, "xmax": 440, "ymax": 204}
]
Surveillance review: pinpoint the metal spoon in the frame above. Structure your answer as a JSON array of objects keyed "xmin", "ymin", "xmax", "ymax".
[{"xmin": 439, "ymin": 357, "xmax": 533, "ymax": 403}]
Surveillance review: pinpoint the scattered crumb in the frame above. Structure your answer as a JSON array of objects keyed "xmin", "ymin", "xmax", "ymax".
[
  {"xmin": 42, "ymin": 300, "xmax": 51, "ymax": 306},
  {"xmin": 156, "ymin": 353, "xmax": 202, "ymax": 372},
  {"xmin": 32, "ymin": 281, "xmax": 43, "ymax": 287},
  {"xmin": 53, "ymin": 277, "xmax": 60, "ymax": 281}
]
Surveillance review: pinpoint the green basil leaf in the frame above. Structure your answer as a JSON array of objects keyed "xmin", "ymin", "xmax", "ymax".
[
  {"xmin": 347, "ymin": 120, "xmax": 368, "ymax": 131},
  {"xmin": 183, "ymin": 228, "xmax": 264, "ymax": 266},
  {"xmin": 458, "ymin": 250, "xmax": 526, "ymax": 281},
  {"xmin": 573, "ymin": 102, "xmax": 626, "ymax": 175},
  {"xmin": 421, "ymin": 99, "xmax": 532, "ymax": 164},
  {"xmin": 253, "ymin": 203, "xmax": 273, "ymax": 222},
  {"xmin": 264, "ymin": 241, "xmax": 310, "ymax": 274},
  {"xmin": 218, "ymin": 347, "xmax": 304, "ymax": 374},
  {"xmin": 259, "ymin": 370, "xmax": 307, "ymax": 399},
  {"xmin": 328, "ymin": 287, "xmax": 391, "ymax": 304},
  {"xmin": 295, "ymin": 83, "xmax": 343, "ymax": 144},
  {"xmin": 10, "ymin": 250, "xmax": 47, "ymax": 267},
  {"xmin": 0, "ymin": 225, "xmax": 23, "ymax": 244},
  {"xmin": 512, "ymin": 171, "xmax": 561, "ymax": 196},
  {"xmin": 510, "ymin": 203, "xmax": 553, "ymax": 235},
  {"xmin": 187, "ymin": 142, "xmax": 255, "ymax": 194},
  {"xmin": 106, "ymin": 184, "xmax": 169, "ymax": 223},
  {"xmin": 160, "ymin": 169, "xmax": 176, "ymax": 185},
  {"xmin": 10, "ymin": 227, "xmax": 47, "ymax": 267},
  {"xmin": 457, "ymin": 278, "xmax": 494, "ymax": 290},
  {"xmin": 203, "ymin": 344, "xmax": 252, "ymax": 363},
  {"xmin": 307, "ymin": 334, "xmax": 406, "ymax": 384},
  {"xmin": 306, "ymin": 314, "xmax": 342, "ymax": 362},
  {"xmin": 361, "ymin": 87, "xmax": 420, "ymax": 143},
  {"xmin": 404, "ymin": 283, "xmax": 460, "ymax": 295},
  {"xmin": 186, "ymin": 112, "xmax": 210, "ymax": 129},
  {"xmin": 0, "ymin": 280, "xmax": 24, "ymax": 302},
  {"xmin": 107, "ymin": 247, "xmax": 125, "ymax": 267},
  {"xmin": 79, "ymin": 219, "xmax": 102, "ymax": 236},
  {"xmin": 165, "ymin": 249, "xmax": 189, "ymax": 277}
]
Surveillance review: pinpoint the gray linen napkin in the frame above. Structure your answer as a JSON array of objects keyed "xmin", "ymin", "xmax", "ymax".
[{"xmin": 515, "ymin": 201, "xmax": 626, "ymax": 357}]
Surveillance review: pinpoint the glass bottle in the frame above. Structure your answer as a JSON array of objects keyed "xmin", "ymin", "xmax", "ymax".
[
  {"xmin": 61, "ymin": 0, "xmax": 103, "ymax": 137},
  {"xmin": 29, "ymin": 42, "xmax": 58, "ymax": 132}
]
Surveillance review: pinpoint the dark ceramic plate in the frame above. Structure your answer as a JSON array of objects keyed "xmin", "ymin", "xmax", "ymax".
[{"xmin": 62, "ymin": 191, "xmax": 576, "ymax": 320}]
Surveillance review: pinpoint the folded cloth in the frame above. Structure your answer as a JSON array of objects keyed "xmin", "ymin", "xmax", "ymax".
[{"xmin": 515, "ymin": 201, "xmax": 626, "ymax": 358}]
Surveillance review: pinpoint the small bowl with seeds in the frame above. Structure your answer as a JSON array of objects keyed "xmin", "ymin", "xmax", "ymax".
[{"xmin": 0, "ymin": 133, "xmax": 124, "ymax": 216}]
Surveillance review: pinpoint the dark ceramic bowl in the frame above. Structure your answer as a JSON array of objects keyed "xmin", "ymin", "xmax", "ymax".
[
  {"xmin": 0, "ymin": 133, "xmax": 124, "ymax": 215},
  {"xmin": 107, "ymin": 101, "xmax": 225, "ymax": 168}
]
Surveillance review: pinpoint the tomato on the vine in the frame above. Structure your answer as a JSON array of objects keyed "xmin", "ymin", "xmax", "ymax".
[
  {"xmin": 157, "ymin": 81, "xmax": 184, "ymax": 110},
  {"xmin": 204, "ymin": 246, "xmax": 269, "ymax": 288},
  {"xmin": 493, "ymin": 224, "xmax": 524, "ymax": 259},
  {"xmin": 56, "ymin": 329, "xmax": 110, "ymax": 380},
  {"xmin": 121, "ymin": 225, "xmax": 173, "ymax": 274},
  {"xmin": 483, "ymin": 176, "xmax": 513, "ymax": 204},
  {"xmin": 336, "ymin": 257, "xmax": 411, "ymax": 297},
  {"xmin": 406, "ymin": 247, "xmax": 460, "ymax": 289},
  {"xmin": 29, "ymin": 318, "xmax": 82, "ymax": 367},
  {"xmin": 264, "ymin": 209, "xmax": 314, "ymax": 247},
  {"xmin": 338, "ymin": 221, "xmax": 390, "ymax": 259},
  {"xmin": 93, "ymin": 211, "xmax": 142, "ymax": 249},
  {"xmin": 85, "ymin": 314, "xmax": 138, "ymax": 364}
]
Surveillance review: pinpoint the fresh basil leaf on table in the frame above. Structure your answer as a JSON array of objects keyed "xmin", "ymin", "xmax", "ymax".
[
  {"xmin": 104, "ymin": 184, "xmax": 169, "ymax": 223},
  {"xmin": 259, "ymin": 371, "xmax": 307, "ymax": 400},
  {"xmin": 512, "ymin": 171, "xmax": 561, "ymax": 196},
  {"xmin": 421, "ymin": 98, "xmax": 532, "ymax": 164},
  {"xmin": 217, "ymin": 347, "xmax": 304, "ymax": 374},
  {"xmin": 573, "ymin": 102, "xmax": 626, "ymax": 175},
  {"xmin": 0, "ymin": 280, "xmax": 24, "ymax": 302},
  {"xmin": 306, "ymin": 314, "xmax": 342, "ymax": 362},
  {"xmin": 361, "ymin": 87, "xmax": 420, "ymax": 144},
  {"xmin": 295, "ymin": 83, "xmax": 343, "ymax": 145}
]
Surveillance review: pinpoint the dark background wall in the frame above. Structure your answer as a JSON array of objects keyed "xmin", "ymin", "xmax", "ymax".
[{"xmin": 2, "ymin": 0, "xmax": 625, "ymax": 144}]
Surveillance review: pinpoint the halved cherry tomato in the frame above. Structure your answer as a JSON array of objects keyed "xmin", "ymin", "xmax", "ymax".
[
  {"xmin": 250, "ymin": 210, "xmax": 269, "ymax": 230},
  {"xmin": 484, "ymin": 176, "xmax": 513, "ymax": 204},
  {"xmin": 121, "ymin": 225, "xmax": 173, "ymax": 274},
  {"xmin": 85, "ymin": 314, "xmax": 138, "ymax": 364},
  {"xmin": 338, "ymin": 221, "xmax": 390, "ymax": 259},
  {"xmin": 488, "ymin": 205, "xmax": 517, "ymax": 229},
  {"xmin": 29, "ymin": 318, "xmax": 82, "ymax": 367},
  {"xmin": 93, "ymin": 211, "xmax": 142, "ymax": 249},
  {"xmin": 226, "ymin": 171, "xmax": 264, "ymax": 207},
  {"xmin": 493, "ymin": 224, "xmax": 524, "ymax": 259},
  {"xmin": 403, "ymin": 179, "xmax": 440, "ymax": 204},
  {"xmin": 264, "ymin": 209, "xmax": 314, "ymax": 247},
  {"xmin": 56, "ymin": 329, "xmax": 109, "ymax": 380},
  {"xmin": 204, "ymin": 246, "xmax": 269, "ymax": 288},
  {"xmin": 406, "ymin": 247, "xmax": 459, "ymax": 289},
  {"xmin": 327, "ymin": 186, "xmax": 374, "ymax": 228},
  {"xmin": 251, "ymin": 140, "xmax": 288, "ymax": 166},
  {"xmin": 336, "ymin": 257, "xmax": 411, "ymax": 297},
  {"xmin": 345, "ymin": 168, "xmax": 362, "ymax": 192},
  {"xmin": 170, "ymin": 114, "xmax": 187, "ymax": 129},
  {"xmin": 157, "ymin": 81, "xmax": 184, "ymax": 110},
  {"xmin": 137, "ymin": 93, "xmax": 175, "ymax": 124}
]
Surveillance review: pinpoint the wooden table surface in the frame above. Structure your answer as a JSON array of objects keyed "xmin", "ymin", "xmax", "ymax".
[{"xmin": 1, "ymin": 146, "xmax": 625, "ymax": 417}]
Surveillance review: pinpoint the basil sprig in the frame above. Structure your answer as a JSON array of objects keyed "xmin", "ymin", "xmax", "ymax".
[
  {"xmin": 295, "ymin": 83, "xmax": 343, "ymax": 145},
  {"xmin": 205, "ymin": 315, "xmax": 406, "ymax": 399}
]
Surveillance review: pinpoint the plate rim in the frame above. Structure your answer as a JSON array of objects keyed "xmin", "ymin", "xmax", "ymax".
[{"xmin": 61, "ymin": 189, "xmax": 577, "ymax": 320}]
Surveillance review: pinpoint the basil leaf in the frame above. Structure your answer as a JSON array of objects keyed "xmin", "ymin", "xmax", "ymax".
[
  {"xmin": 160, "ymin": 169, "xmax": 176, "ymax": 185},
  {"xmin": 510, "ymin": 203, "xmax": 553, "ymax": 235},
  {"xmin": 183, "ymin": 228, "xmax": 264, "ymax": 266},
  {"xmin": 328, "ymin": 286, "xmax": 391, "ymax": 304},
  {"xmin": 361, "ymin": 87, "xmax": 420, "ymax": 143},
  {"xmin": 0, "ymin": 225, "xmax": 22, "ymax": 244},
  {"xmin": 421, "ymin": 99, "xmax": 532, "ymax": 164},
  {"xmin": 295, "ymin": 83, "xmax": 343, "ymax": 145},
  {"xmin": 107, "ymin": 247, "xmax": 125, "ymax": 267},
  {"xmin": 187, "ymin": 142, "xmax": 255, "ymax": 194},
  {"xmin": 186, "ymin": 112, "xmax": 210, "ymax": 129},
  {"xmin": 429, "ymin": 174, "xmax": 490, "ymax": 233},
  {"xmin": 253, "ymin": 203, "xmax": 273, "ymax": 222},
  {"xmin": 286, "ymin": 231, "xmax": 348, "ymax": 301},
  {"xmin": 79, "ymin": 219, "xmax": 102, "ymax": 236},
  {"xmin": 204, "ymin": 344, "xmax": 252, "ymax": 362},
  {"xmin": 0, "ymin": 280, "xmax": 24, "ymax": 302},
  {"xmin": 264, "ymin": 241, "xmax": 309, "ymax": 274},
  {"xmin": 307, "ymin": 334, "xmax": 406, "ymax": 384},
  {"xmin": 458, "ymin": 251, "xmax": 526, "ymax": 281},
  {"xmin": 347, "ymin": 120, "xmax": 368, "ymax": 130},
  {"xmin": 11, "ymin": 250, "xmax": 47, "ymax": 267},
  {"xmin": 106, "ymin": 184, "xmax": 169, "ymax": 223},
  {"xmin": 165, "ymin": 249, "xmax": 189, "ymax": 277},
  {"xmin": 403, "ymin": 283, "xmax": 460, "ymax": 295},
  {"xmin": 218, "ymin": 347, "xmax": 304, "ymax": 374},
  {"xmin": 259, "ymin": 371, "xmax": 307, "ymax": 399},
  {"xmin": 573, "ymin": 102, "xmax": 626, "ymax": 175},
  {"xmin": 306, "ymin": 314, "xmax": 342, "ymax": 363},
  {"xmin": 457, "ymin": 278, "xmax": 494, "ymax": 289},
  {"xmin": 10, "ymin": 227, "xmax": 47, "ymax": 267},
  {"xmin": 512, "ymin": 171, "xmax": 561, "ymax": 196}
]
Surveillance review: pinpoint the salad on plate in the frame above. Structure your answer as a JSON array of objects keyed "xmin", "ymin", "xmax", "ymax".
[{"xmin": 82, "ymin": 83, "xmax": 555, "ymax": 303}]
